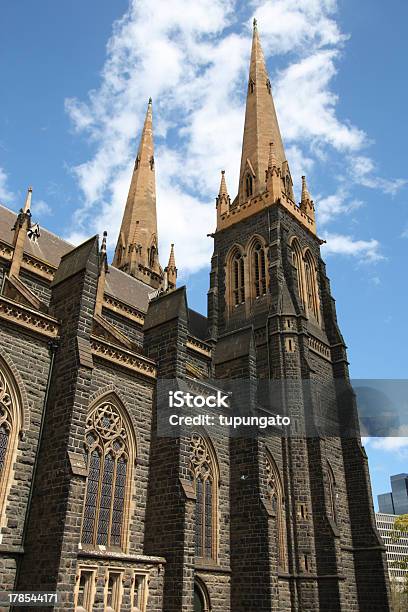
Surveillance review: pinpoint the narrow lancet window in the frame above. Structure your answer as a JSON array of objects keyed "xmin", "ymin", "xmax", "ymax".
[
  {"xmin": 246, "ymin": 174, "xmax": 253, "ymax": 198},
  {"xmin": 304, "ymin": 250, "xmax": 319, "ymax": 321},
  {"xmin": 0, "ymin": 362, "xmax": 21, "ymax": 521},
  {"xmin": 327, "ymin": 464, "xmax": 337, "ymax": 523},
  {"xmin": 291, "ymin": 239, "xmax": 305, "ymax": 308},
  {"xmin": 190, "ymin": 434, "xmax": 217, "ymax": 560},
  {"xmin": 232, "ymin": 250, "xmax": 245, "ymax": 306},
  {"xmin": 253, "ymin": 241, "xmax": 267, "ymax": 297},
  {"xmin": 266, "ymin": 454, "xmax": 288, "ymax": 571}
]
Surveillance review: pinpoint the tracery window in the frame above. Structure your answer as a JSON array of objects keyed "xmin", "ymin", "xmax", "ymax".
[
  {"xmin": 81, "ymin": 399, "xmax": 133, "ymax": 549},
  {"xmin": 252, "ymin": 240, "xmax": 267, "ymax": 298},
  {"xmin": 231, "ymin": 249, "xmax": 245, "ymax": 306},
  {"xmin": 245, "ymin": 174, "xmax": 253, "ymax": 198},
  {"xmin": 304, "ymin": 250, "xmax": 319, "ymax": 321},
  {"xmin": 266, "ymin": 454, "xmax": 287, "ymax": 571},
  {"xmin": 189, "ymin": 434, "xmax": 217, "ymax": 560},
  {"xmin": 0, "ymin": 362, "xmax": 20, "ymax": 521}
]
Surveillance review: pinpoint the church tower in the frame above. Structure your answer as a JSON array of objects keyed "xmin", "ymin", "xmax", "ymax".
[
  {"xmin": 207, "ymin": 19, "xmax": 391, "ymax": 612},
  {"xmin": 112, "ymin": 98, "xmax": 164, "ymax": 288}
]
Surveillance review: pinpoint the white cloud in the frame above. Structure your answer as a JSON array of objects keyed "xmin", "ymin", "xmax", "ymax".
[
  {"xmin": 34, "ymin": 199, "xmax": 52, "ymax": 217},
  {"xmin": 0, "ymin": 167, "xmax": 14, "ymax": 204},
  {"xmin": 317, "ymin": 188, "xmax": 362, "ymax": 225},
  {"xmin": 321, "ymin": 232, "xmax": 383, "ymax": 262},
  {"xmin": 252, "ymin": 0, "xmax": 346, "ymax": 55},
  {"xmin": 275, "ymin": 50, "xmax": 367, "ymax": 152},
  {"xmin": 351, "ymin": 155, "xmax": 407, "ymax": 196},
  {"xmin": 371, "ymin": 436, "xmax": 408, "ymax": 453},
  {"xmin": 64, "ymin": 0, "xmax": 401, "ymax": 274}
]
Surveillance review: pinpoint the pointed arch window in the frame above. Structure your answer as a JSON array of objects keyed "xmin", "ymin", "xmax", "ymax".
[
  {"xmin": 252, "ymin": 240, "xmax": 267, "ymax": 298},
  {"xmin": 189, "ymin": 434, "xmax": 218, "ymax": 560},
  {"xmin": 149, "ymin": 244, "xmax": 156, "ymax": 269},
  {"xmin": 266, "ymin": 455, "xmax": 287, "ymax": 571},
  {"xmin": 291, "ymin": 238, "xmax": 305, "ymax": 307},
  {"xmin": 304, "ymin": 250, "xmax": 319, "ymax": 321},
  {"xmin": 245, "ymin": 174, "xmax": 253, "ymax": 198},
  {"xmin": 0, "ymin": 361, "xmax": 21, "ymax": 522},
  {"xmin": 81, "ymin": 399, "xmax": 134, "ymax": 550},
  {"xmin": 231, "ymin": 249, "xmax": 245, "ymax": 306},
  {"xmin": 194, "ymin": 580, "xmax": 211, "ymax": 612},
  {"xmin": 327, "ymin": 463, "xmax": 337, "ymax": 523},
  {"xmin": 248, "ymin": 78, "xmax": 255, "ymax": 94}
]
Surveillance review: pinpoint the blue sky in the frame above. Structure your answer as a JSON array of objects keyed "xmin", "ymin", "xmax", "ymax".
[{"xmin": 1, "ymin": 0, "xmax": 407, "ymax": 508}]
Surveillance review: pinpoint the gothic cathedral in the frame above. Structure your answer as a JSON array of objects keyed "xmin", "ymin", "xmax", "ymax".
[{"xmin": 0, "ymin": 21, "xmax": 391, "ymax": 612}]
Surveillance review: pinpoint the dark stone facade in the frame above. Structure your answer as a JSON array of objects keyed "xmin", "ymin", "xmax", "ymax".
[{"xmin": 0, "ymin": 196, "xmax": 391, "ymax": 612}]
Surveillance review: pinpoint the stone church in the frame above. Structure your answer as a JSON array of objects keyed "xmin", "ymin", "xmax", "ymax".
[{"xmin": 0, "ymin": 21, "xmax": 391, "ymax": 612}]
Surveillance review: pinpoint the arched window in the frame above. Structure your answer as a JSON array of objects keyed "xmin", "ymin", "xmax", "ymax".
[
  {"xmin": 304, "ymin": 250, "xmax": 319, "ymax": 321},
  {"xmin": 194, "ymin": 580, "xmax": 210, "ymax": 612},
  {"xmin": 291, "ymin": 238, "xmax": 305, "ymax": 308},
  {"xmin": 252, "ymin": 240, "xmax": 267, "ymax": 298},
  {"xmin": 0, "ymin": 360, "xmax": 21, "ymax": 522},
  {"xmin": 245, "ymin": 174, "xmax": 253, "ymax": 198},
  {"xmin": 189, "ymin": 433, "xmax": 218, "ymax": 560},
  {"xmin": 327, "ymin": 463, "xmax": 337, "ymax": 523},
  {"xmin": 149, "ymin": 244, "xmax": 156, "ymax": 268},
  {"xmin": 81, "ymin": 398, "xmax": 134, "ymax": 550},
  {"xmin": 266, "ymin": 454, "xmax": 287, "ymax": 571},
  {"xmin": 231, "ymin": 249, "xmax": 245, "ymax": 306}
]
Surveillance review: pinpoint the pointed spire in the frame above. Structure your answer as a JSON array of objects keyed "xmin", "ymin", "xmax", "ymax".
[
  {"xmin": 95, "ymin": 231, "xmax": 109, "ymax": 315},
  {"xmin": 113, "ymin": 99, "xmax": 163, "ymax": 288},
  {"xmin": 301, "ymin": 176, "xmax": 310, "ymax": 205},
  {"xmin": 168, "ymin": 243, "xmax": 176, "ymax": 269},
  {"xmin": 219, "ymin": 170, "xmax": 228, "ymax": 197},
  {"xmin": 23, "ymin": 186, "xmax": 32, "ymax": 213},
  {"xmin": 265, "ymin": 141, "xmax": 282, "ymax": 198},
  {"xmin": 300, "ymin": 175, "xmax": 315, "ymax": 221},
  {"xmin": 164, "ymin": 243, "xmax": 177, "ymax": 290},
  {"xmin": 216, "ymin": 170, "xmax": 231, "ymax": 227},
  {"xmin": 238, "ymin": 20, "xmax": 287, "ymax": 203},
  {"xmin": 10, "ymin": 186, "xmax": 33, "ymax": 277}
]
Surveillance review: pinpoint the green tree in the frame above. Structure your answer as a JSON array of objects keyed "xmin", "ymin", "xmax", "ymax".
[{"xmin": 390, "ymin": 514, "xmax": 408, "ymax": 611}]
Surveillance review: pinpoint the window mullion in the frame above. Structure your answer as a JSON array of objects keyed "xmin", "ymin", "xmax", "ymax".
[
  {"xmin": 94, "ymin": 447, "xmax": 105, "ymax": 546},
  {"xmin": 107, "ymin": 454, "xmax": 118, "ymax": 548}
]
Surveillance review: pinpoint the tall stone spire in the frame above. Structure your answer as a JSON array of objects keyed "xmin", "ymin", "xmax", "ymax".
[
  {"xmin": 113, "ymin": 98, "xmax": 163, "ymax": 288},
  {"xmin": 238, "ymin": 19, "xmax": 289, "ymax": 204}
]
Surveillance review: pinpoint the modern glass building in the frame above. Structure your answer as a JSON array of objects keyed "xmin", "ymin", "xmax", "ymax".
[{"xmin": 378, "ymin": 474, "xmax": 408, "ymax": 515}]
